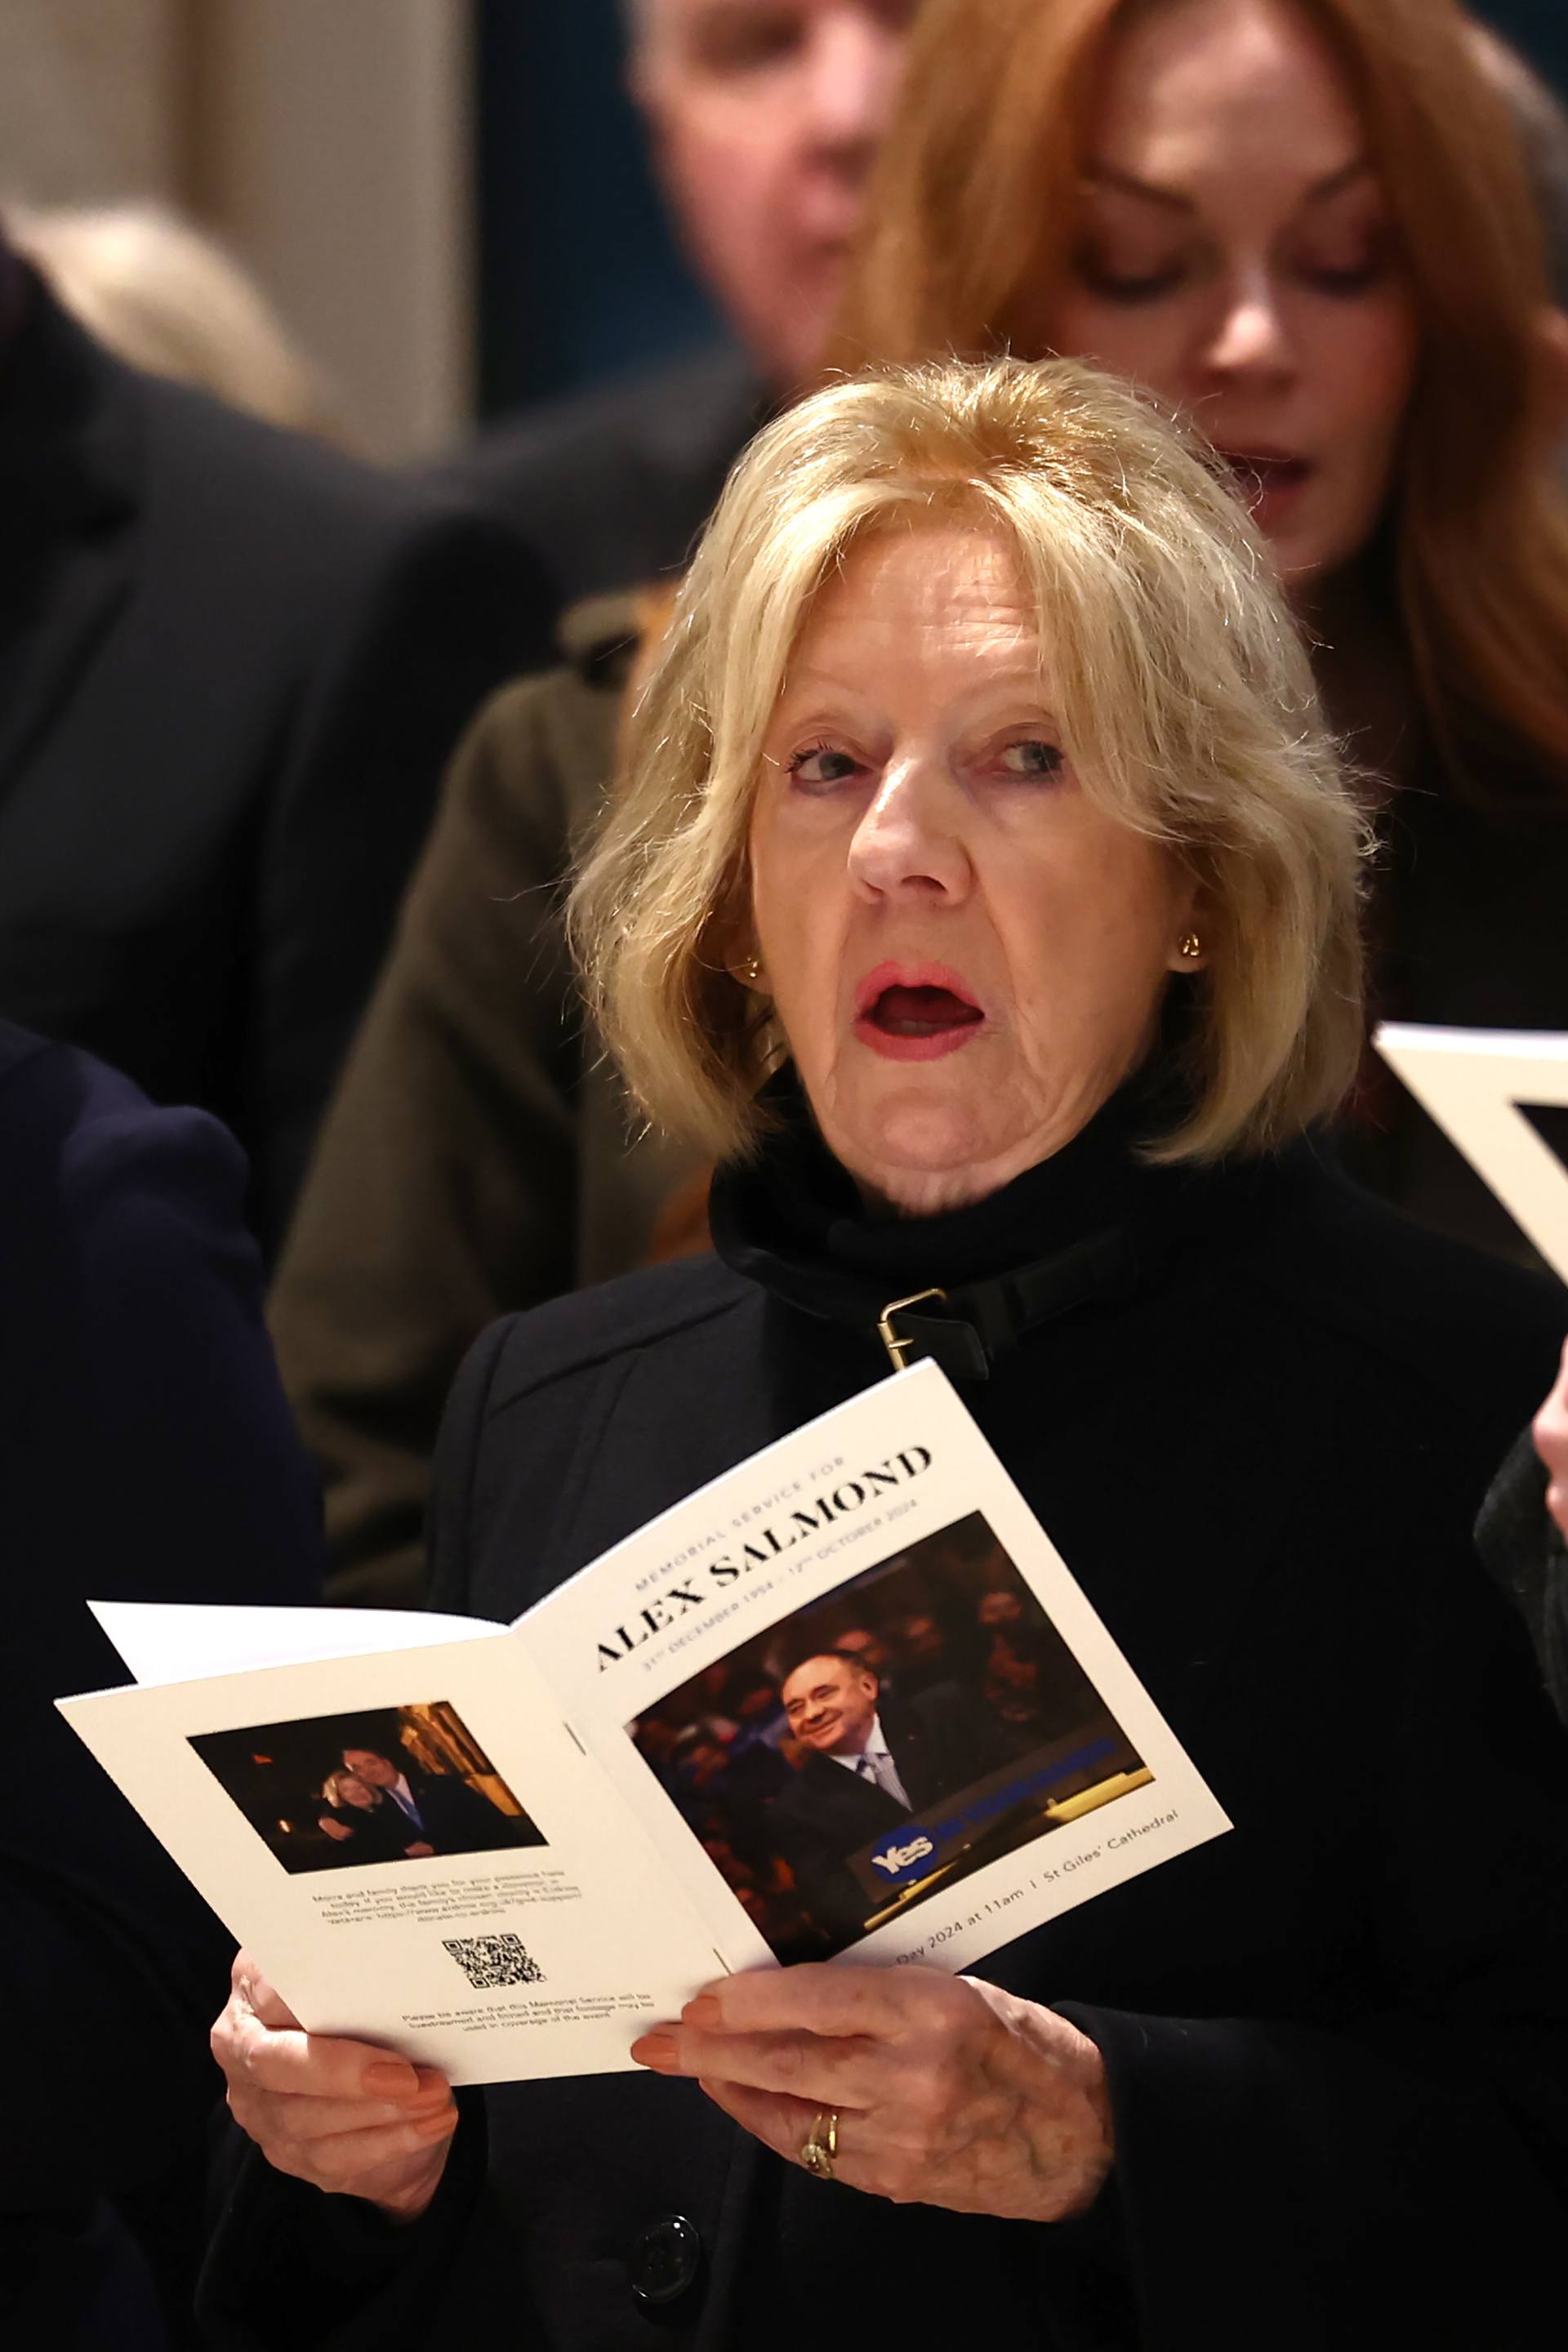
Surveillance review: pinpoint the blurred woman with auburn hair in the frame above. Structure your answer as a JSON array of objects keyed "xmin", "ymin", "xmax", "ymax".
[{"xmin": 835, "ymin": 0, "xmax": 1568, "ymax": 1250}]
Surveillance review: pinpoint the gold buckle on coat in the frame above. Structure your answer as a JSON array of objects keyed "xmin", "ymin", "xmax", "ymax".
[{"xmin": 875, "ymin": 1287, "xmax": 947, "ymax": 1370}]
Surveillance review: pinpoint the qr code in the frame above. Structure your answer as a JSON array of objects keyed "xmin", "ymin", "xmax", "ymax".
[{"xmin": 441, "ymin": 1932, "xmax": 544, "ymax": 1990}]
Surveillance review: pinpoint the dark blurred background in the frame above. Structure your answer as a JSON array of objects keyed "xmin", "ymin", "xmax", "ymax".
[{"xmin": 476, "ymin": 0, "xmax": 720, "ymax": 417}]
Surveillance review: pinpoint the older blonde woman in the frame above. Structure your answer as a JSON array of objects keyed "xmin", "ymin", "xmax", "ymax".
[{"xmin": 203, "ymin": 363, "xmax": 1568, "ymax": 2350}]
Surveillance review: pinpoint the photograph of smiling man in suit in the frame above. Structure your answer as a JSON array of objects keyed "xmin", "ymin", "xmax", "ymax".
[{"xmin": 626, "ymin": 1512, "xmax": 1150, "ymax": 1958}]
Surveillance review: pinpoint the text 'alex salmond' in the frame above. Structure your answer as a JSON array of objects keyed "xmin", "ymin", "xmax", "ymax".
[{"xmin": 595, "ymin": 1446, "xmax": 933, "ymax": 1669}]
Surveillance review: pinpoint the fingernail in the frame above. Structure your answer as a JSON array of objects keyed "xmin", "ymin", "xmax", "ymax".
[
  {"xmin": 682, "ymin": 1995, "xmax": 723, "ymax": 2029},
  {"xmin": 364, "ymin": 2061, "xmax": 418, "ymax": 2097},
  {"xmin": 630, "ymin": 2032, "xmax": 679, "ymax": 2069}
]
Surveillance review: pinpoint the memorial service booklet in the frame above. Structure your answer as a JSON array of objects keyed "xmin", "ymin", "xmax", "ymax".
[{"xmin": 60, "ymin": 1361, "xmax": 1228, "ymax": 2086}]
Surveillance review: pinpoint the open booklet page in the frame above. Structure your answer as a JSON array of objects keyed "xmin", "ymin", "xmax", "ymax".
[
  {"xmin": 1375, "ymin": 1022, "xmax": 1568, "ymax": 1280},
  {"xmin": 527, "ymin": 1360, "xmax": 1229, "ymax": 1978},
  {"xmin": 62, "ymin": 1628, "xmax": 724, "ymax": 2084},
  {"xmin": 60, "ymin": 1361, "xmax": 1228, "ymax": 2085}
]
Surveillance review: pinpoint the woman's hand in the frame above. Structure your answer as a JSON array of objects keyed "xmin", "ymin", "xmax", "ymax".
[
  {"xmin": 212, "ymin": 1950, "xmax": 458, "ymax": 2221},
  {"xmin": 1535, "ymin": 1338, "xmax": 1568, "ymax": 1540},
  {"xmin": 318, "ymin": 1814, "xmax": 353, "ymax": 1842},
  {"xmin": 631, "ymin": 1964, "xmax": 1113, "ymax": 2222}
]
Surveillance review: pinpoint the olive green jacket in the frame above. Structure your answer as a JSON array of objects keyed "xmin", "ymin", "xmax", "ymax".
[{"xmin": 269, "ymin": 596, "xmax": 700, "ymax": 1604}]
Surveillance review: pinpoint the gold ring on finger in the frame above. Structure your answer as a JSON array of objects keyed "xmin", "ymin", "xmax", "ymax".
[{"xmin": 799, "ymin": 2106, "xmax": 840, "ymax": 2180}]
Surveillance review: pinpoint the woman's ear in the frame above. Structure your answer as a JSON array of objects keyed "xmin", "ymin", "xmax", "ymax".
[
  {"xmin": 707, "ymin": 871, "xmax": 768, "ymax": 996},
  {"xmin": 1165, "ymin": 875, "xmax": 1211, "ymax": 973}
]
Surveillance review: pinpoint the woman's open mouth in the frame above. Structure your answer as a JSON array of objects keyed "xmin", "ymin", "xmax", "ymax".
[{"xmin": 853, "ymin": 964, "xmax": 987, "ymax": 1062}]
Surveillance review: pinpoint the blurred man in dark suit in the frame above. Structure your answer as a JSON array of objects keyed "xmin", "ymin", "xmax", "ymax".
[
  {"xmin": 434, "ymin": 0, "xmax": 918, "ymax": 639},
  {"xmin": 0, "ymin": 225, "xmax": 548, "ymax": 1250},
  {"xmin": 771, "ymin": 1649, "xmax": 1006, "ymax": 1938}
]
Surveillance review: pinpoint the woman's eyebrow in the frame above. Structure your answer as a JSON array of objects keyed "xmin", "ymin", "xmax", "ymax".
[
  {"xmin": 1300, "ymin": 158, "xmax": 1377, "ymax": 207},
  {"xmin": 1081, "ymin": 165, "xmax": 1192, "ymax": 215},
  {"xmin": 1081, "ymin": 156, "xmax": 1374, "ymax": 213}
]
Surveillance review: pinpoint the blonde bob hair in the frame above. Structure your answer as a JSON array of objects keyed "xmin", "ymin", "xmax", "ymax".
[{"xmin": 571, "ymin": 358, "xmax": 1368, "ymax": 1168}]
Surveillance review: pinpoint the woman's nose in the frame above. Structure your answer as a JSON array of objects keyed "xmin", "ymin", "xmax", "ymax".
[
  {"xmin": 1200, "ymin": 274, "xmax": 1297, "ymax": 383},
  {"xmin": 847, "ymin": 762, "xmax": 973, "ymax": 901}
]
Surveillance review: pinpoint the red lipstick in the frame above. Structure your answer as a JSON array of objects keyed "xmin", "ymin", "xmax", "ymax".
[{"xmin": 853, "ymin": 962, "xmax": 987, "ymax": 1062}]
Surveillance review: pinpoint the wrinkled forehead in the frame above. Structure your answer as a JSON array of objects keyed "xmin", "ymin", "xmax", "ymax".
[{"xmin": 777, "ymin": 514, "xmax": 1045, "ymax": 693}]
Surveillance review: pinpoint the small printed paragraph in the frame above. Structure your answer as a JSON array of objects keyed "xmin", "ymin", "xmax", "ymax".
[{"xmin": 310, "ymin": 1866, "xmax": 581, "ymax": 1927}]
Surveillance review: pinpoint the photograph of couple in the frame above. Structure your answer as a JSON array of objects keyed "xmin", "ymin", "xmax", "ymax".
[
  {"xmin": 627, "ymin": 1513, "xmax": 1148, "ymax": 1960},
  {"xmin": 189, "ymin": 1700, "xmax": 546, "ymax": 1875}
]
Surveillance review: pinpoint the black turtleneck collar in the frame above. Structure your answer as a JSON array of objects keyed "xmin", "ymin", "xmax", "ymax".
[{"xmin": 709, "ymin": 1063, "xmax": 1254, "ymax": 1381}]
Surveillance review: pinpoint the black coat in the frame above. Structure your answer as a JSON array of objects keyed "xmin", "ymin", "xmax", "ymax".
[
  {"xmin": 429, "ymin": 345, "xmax": 766, "ymax": 642},
  {"xmin": 0, "ymin": 274, "xmax": 550, "ymax": 1248},
  {"xmin": 200, "ymin": 1096, "xmax": 1568, "ymax": 2350},
  {"xmin": 0, "ymin": 1022, "xmax": 323, "ymax": 2345}
]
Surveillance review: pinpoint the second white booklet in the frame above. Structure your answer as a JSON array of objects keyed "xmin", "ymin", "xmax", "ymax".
[{"xmin": 63, "ymin": 1361, "xmax": 1229, "ymax": 2083}]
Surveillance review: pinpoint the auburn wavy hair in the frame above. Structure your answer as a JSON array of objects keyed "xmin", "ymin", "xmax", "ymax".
[{"xmin": 830, "ymin": 0, "xmax": 1568, "ymax": 802}]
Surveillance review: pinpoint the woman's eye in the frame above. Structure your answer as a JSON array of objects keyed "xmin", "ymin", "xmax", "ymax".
[
  {"xmin": 786, "ymin": 745, "xmax": 862, "ymax": 790},
  {"xmin": 1290, "ymin": 222, "xmax": 1396, "ymax": 298},
  {"xmin": 1298, "ymin": 256, "xmax": 1388, "ymax": 297},
  {"xmin": 999, "ymin": 739, "xmax": 1064, "ymax": 780},
  {"xmin": 1073, "ymin": 247, "xmax": 1185, "ymax": 305}
]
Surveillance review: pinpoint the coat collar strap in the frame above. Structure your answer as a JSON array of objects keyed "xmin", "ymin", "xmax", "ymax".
[{"xmin": 869, "ymin": 1226, "xmax": 1141, "ymax": 1382}]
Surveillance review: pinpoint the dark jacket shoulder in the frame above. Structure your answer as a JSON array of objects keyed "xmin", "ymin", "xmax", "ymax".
[
  {"xmin": 0, "ymin": 1018, "xmax": 323, "ymax": 1606},
  {"xmin": 0, "ymin": 286, "xmax": 555, "ymax": 1245},
  {"xmin": 464, "ymin": 1253, "xmax": 754, "ymax": 1419},
  {"xmin": 426, "ymin": 1254, "xmax": 763, "ymax": 1623},
  {"xmin": 457, "ymin": 590, "xmax": 646, "ymax": 849},
  {"xmin": 428, "ymin": 345, "xmax": 765, "ymax": 617},
  {"xmin": 133, "ymin": 358, "xmax": 550, "ymax": 654},
  {"xmin": 0, "ymin": 1015, "xmax": 247, "ymax": 1240}
]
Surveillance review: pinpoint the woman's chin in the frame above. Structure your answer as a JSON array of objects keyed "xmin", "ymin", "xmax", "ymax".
[{"xmin": 830, "ymin": 1100, "xmax": 1021, "ymax": 1213}]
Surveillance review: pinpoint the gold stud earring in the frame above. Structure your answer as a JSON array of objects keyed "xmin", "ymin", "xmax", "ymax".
[{"xmin": 1178, "ymin": 933, "xmax": 1203, "ymax": 962}]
